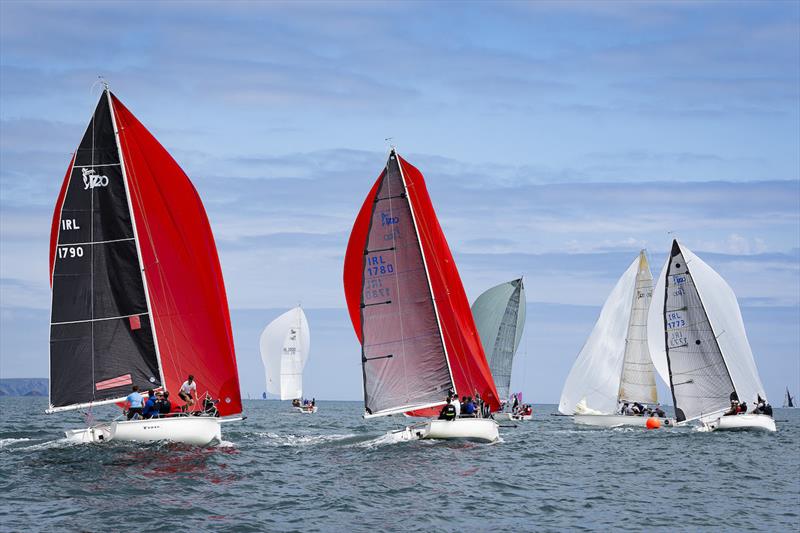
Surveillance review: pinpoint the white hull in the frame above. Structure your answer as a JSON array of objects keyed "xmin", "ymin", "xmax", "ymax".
[
  {"xmin": 706, "ymin": 414, "xmax": 776, "ymax": 432},
  {"xmin": 398, "ymin": 418, "xmax": 499, "ymax": 443},
  {"xmin": 294, "ymin": 406, "xmax": 318, "ymax": 414},
  {"xmin": 574, "ymin": 414, "xmax": 673, "ymax": 428},
  {"xmin": 494, "ymin": 412, "xmax": 532, "ymax": 421},
  {"xmin": 64, "ymin": 416, "xmax": 239, "ymax": 445}
]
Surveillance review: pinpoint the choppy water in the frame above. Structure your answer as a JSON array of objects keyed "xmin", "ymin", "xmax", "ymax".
[{"xmin": 1, "ymin": 398, "xmax": 798, "ymax": 532}]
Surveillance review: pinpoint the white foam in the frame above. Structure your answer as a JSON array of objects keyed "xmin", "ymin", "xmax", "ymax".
[
  {"xmin": 0, "ymin": 437, "xmax": 32, "ymax": 449},
  {"xmin": 258, "ymin": 432, "xmax": 357, "ymax": 447}
]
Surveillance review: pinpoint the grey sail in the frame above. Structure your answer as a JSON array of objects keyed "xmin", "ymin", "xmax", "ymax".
[
  {"xmin": 357, "ymin": 152, "xmax": 452, "ymax": 416},
  {"xmin": 662, "ymin": 241, "xmax": 736, "ymax": 422},
  {"xmin": 471, "ymin": 279, "xmax": 526, "ymax": 400}
]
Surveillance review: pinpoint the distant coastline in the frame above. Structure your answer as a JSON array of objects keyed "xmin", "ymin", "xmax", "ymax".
[{"xmin": 0, "ymin": 378, "xmax": 47, "ymax": 397}]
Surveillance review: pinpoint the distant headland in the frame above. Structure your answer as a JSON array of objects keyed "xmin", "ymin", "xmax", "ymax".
[{"xmin": 0, "ymin": 378, "xmax": 48, "ymax": 397}]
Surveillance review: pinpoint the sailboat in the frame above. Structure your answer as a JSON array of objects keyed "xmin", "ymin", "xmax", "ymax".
[
  {"xmin": 471, "ymin": 279, "xmax": 529, "ymax": 421},
  {"xmin": 259, "ymin": 306, "xmax": 316, "ymax": 413},
  {"xmin": 784, "ymin": 388, "xmax": 796, "ymax": 408},
  {"xmin": 647, "ymin": 240, "xmax": 776, "ymax": 432},
  {"xmin": 559, "ymin": 250, "xmax": 670, "ymax": 427},
  {"xmin": 343, "ymin": 148, "xmax": 500, "ymax": 442},
  {"xmin": 49, "ymin": 87, "xmax": 243, "ymax": 445}
]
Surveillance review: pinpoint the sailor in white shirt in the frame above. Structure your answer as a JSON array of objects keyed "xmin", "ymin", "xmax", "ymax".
[{"xmin": 178, "ymin": 374, "xmax": 198, "ymax": 409}]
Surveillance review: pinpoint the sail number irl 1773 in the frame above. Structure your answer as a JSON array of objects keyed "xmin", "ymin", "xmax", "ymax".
[{"xmin": 57, "ymin": 246, "xmax": 84, "ymax": 259}]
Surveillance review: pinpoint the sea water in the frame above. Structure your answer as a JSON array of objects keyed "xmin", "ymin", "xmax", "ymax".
[{"xmin": 1, "ymin": 398, "xmax": 798, "ymax": 532}]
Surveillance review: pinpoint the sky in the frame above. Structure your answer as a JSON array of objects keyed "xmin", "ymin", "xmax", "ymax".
[{"xmin": 1, "ymin": 1, "xmax": 798, "ymax": 404}]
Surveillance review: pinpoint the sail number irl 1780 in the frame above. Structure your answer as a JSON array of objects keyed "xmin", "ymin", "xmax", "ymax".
[{"xmin": 366, "ymin": 255, "xmax": 394, "ymax": 276}]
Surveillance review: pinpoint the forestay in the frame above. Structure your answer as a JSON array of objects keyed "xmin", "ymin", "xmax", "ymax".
[
  {"xmin": 471, "ymin": 279, "xmax": 526, "ymax": 400},
  {"xmin": 260, "ymin": 307, "xmax": 310, "ymax": 401},
  {"xmin": 648, "ymin": 240, "xmax": 767, "ymax": 422}
]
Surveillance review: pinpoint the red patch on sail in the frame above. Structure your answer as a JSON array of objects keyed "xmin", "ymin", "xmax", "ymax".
[
  {"xmin": 129, "ymin": 315, "xmax": 141, "ymax": 330},
  {"xmin": 96, "ymin": 374, "xmax": 133, "ymax": 391}
]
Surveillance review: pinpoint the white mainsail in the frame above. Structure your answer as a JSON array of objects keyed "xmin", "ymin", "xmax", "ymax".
[
  {"xmin": 618, "ymin": 253, "xmax": 657, "ymax": 405},
  {"xmin": 648, "ymin": 240, "xmax": 767, "ymax": 422},
  {"xmin": 559, "ymin": 251, "xmax": 657, "ymax": 415},
  {"xmin": 259, "ymin": 307, "xmax": 310, "ymax": 401}
]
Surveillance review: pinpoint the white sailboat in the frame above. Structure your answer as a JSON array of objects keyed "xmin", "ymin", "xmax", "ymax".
[
  {"xmin": 559, "ymin": 251, "xmax": 670, "ymax": 428},
  {"xmin": 647, "ymin": 240, "xmax": 776, "ymax": 432},
  {"xmin": 259, "ymin": 306, "xmax": 316, "ymax": 413}
]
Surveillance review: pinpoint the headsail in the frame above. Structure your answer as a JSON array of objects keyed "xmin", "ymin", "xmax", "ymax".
[
  {"xmin": 648, "ymin": 240, "xmax": 766, "ymax": 422},
  {"xmin": 259, "ymin": 307, "xmax": 310, "ymax": 401},
  {"xmin": 49, "ymin": 90, "xmax": 242, "ymax": 416},
  {"xmin": 559, "ymin": 252, "xmax": 657, "ymax": 415},
  {"xmin": 617, "ymin": 251, "xmax": 657, "ymax": 405},
  {"xmin": 344, "ymin": 150, "xmax": 499, "ymax": 417},
  {"xmin": 471, "ymin": 278, "xmax": 526, "ymax": 400}
]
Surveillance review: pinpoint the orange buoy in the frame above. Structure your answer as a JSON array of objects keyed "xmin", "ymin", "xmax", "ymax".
[{"xmin": 646, "ymin": 417, "xmax": 661, "ymax": 430}]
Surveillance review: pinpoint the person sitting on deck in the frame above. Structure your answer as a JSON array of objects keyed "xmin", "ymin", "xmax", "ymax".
[
  {"xmin": 125, "ymin": 386, "xmax": 144, "ymax": 420},
  {"xmin": 724, "ymin": 399, "xmax": 740, "ymax": 416},
  {"xmin": 462, "ymin": 397, "xmax": 476, "ymax": 417},
  {"xmin": 512, "ymin": 394, "xmax": 519, "ymax": 412},
  {"xmin": 654, "ymin": 405, "xmax": 666, "ymax": 418},
  {"xmin": 156, "ymin": 391, "xmax": 172, "ymax": 416},
  {"xmin": 311, "ymin": 398, "xmax": 316, "ymax": 407},
  {"xmin": 523, "ymin": 405, "xmax": 533, "ymax": 417},
  {"xmin": 450, "ymin": 394, "xmax": 461, "ymax": 417},
  {"xmin": 202, "ymin": 393, "xmax": 220, "ymax": 417},
  {"xmin": 438, "ymin": 397, "xmax": 457, "ymax": 421},
  {"xmin": 753, "ymin": 395, "xmax": 773, "ymax": 416},
  {"xmin": 619, "ymin": 402, "xmax": 629, "ymax": 415},
  {"xmin": 142, "ymin": 390, "xmax": 159, "ymax": 419},
  {"xmin": 738, "ymin": 401, "xmax": 748, "ymax": 414}
]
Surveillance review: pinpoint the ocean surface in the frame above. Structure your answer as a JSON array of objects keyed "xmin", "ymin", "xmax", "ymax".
[{"xmin": 1, "ymin": 398, "xmax": 798, "ymax": 532}]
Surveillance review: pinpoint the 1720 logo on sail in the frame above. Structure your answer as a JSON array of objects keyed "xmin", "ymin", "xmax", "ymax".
[{"xmin": 82, "ymin": 168, "xmax": 109, "ymax": 189}]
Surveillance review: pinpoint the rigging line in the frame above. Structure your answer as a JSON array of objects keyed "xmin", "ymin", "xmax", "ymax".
[{"xmin": 90, "ymin": 91, "xmax": 97, "ymax": 403}]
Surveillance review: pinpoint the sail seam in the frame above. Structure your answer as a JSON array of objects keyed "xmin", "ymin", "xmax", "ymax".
[
  {"xmin": 56, "ymin": 237, "xmax": 135, "ymax": 247},
  {"xmin": 52, "ymin": 312, "xmax": 150, "ymax": 326}
]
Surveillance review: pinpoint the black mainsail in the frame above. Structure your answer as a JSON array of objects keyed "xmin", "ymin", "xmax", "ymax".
[{"xmin": 49, "ymin": 92, "xmax": 160, "ymax": 411}]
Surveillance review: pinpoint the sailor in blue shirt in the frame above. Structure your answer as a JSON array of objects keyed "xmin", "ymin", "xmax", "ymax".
[
  {"xmin": 126, "ymin": 386, "xmax": 144, "ymax": 420},
  {"xmin": 142, "ymin": 390, "xmax": 159, "ymax": 419}
]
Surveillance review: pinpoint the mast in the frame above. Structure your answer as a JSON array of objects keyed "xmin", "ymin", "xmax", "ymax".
[{"xmin": 107, "ymin": 89, "xmax": 166, "ymax": 391}]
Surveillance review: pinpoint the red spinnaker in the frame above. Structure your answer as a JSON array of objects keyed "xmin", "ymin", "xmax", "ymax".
[
  {"xmin": 344, "ymin": 153, "xmax": 499, "ymax": 414},
  {"xmin": 110, "ymin": 95, "xmax": 242, "ymax": 416}
]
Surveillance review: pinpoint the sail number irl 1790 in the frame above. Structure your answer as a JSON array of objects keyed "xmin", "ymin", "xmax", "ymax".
[{"xmin": 57, "ymin": 246, "xmax": 84, "ymax": 259}]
